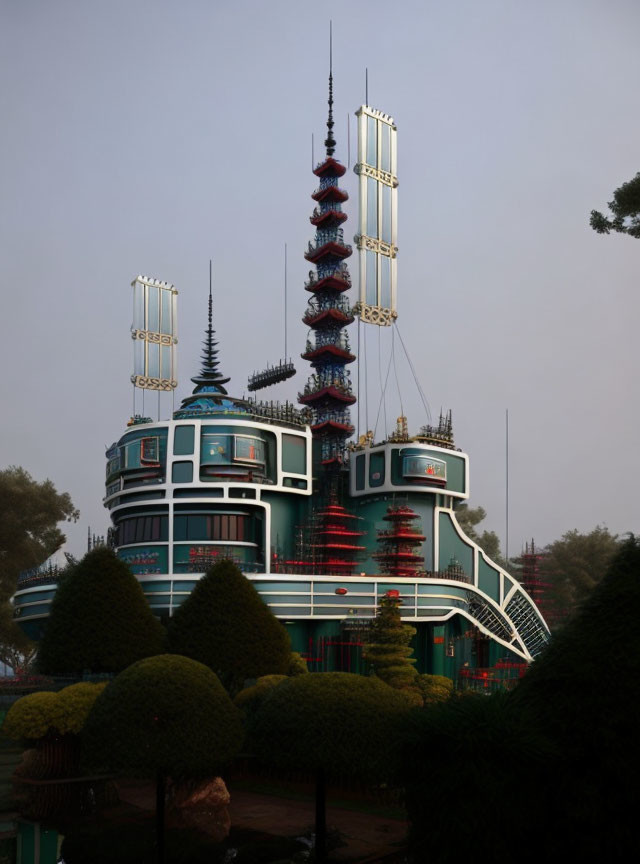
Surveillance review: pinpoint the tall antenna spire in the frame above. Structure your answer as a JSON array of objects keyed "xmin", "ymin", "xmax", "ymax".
[{"xmin": 325, "ymin": 21, "xmax": 336, "ymax": 157}]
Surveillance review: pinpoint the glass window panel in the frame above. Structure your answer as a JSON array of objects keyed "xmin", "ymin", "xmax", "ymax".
[
  {"xmin": 147, "ymin": 285, "xmax": 160, "ymax": 332},
  {"xmin": 133, "ymin": 282, "xmax": 145, "ymax": 330},
  {"xmin": 160, "ymin": 288, "xmax": 172, "ymax": 335},
  {"xmin": 381, "ymin": 123, "xmax": 391, "ymax": 172},
  {"xmin": 172, "ymin": 461, "xmax": 193, "ymax": 483},
  {"xmin": 380, "ymin": 255, "xmax": 391, "ymax": 308},
  {"xmin": 201, "ymin": 434, "xmax": 232, "ymax": 465},
  {"xmin": 135, "ymin": 519, "xmax": 145, "ymax": 542},
  {"xmin": 212, "ymin": 515, "xmax": 221, "ymax": 538},
  {"xmin": 174, "ymin": 516, "xmax": 187, "ymax": 541},
  {"xmin": 174, "ymin": 425, "xmax": 195, "ymax": 455},
  {"xmin": 221, "ymin": 515, "xmax": 229, "ymax": 540},
  {"xmin": 228, "ymin": 517, "xmax": 237, "ymax": 541},
  {"xmin": 355, "ymin": 454, "xmax": 365, "ymax": 490},
  {"xmin": 188, "ymin": 515, "xmax": 208, "ymax": 540},
  {"xmin": 381, "ymin": 184, "xmax": 392, "ymax": 245},
  {"xmin": 366, "ymin": 116, "xmax": 377, "ymax": 166},
  {"xmin": 366, "ymin": 177, "xmax": 378, "ymax": 238},
  {"xmin": 282, "ymin": 434, "xmax": 306, "ymax": 474},
  {"xmin": 234, "ymin": 436, "xmax": 265, "ymax": 464},
  {"xmin": 369, "ymin": 451, "xmax": 385, "ymax": 487},
  {"xmin": 365, "ymin": 250, "xmax": 377, "ymax": 305},
  {"xmin": 160, "ymin": 344, "xmax": 172, "ymax": 380},
  {"xmin": 134, "ymin": 338, "xmax": 145, "ymax": 377},
  {"xmin": 147, "ymin": 342, "xmax": 160, "ymax": 378},
  {"xmin": 237, "ymin": 517, "xmax": 245, "ymax": 541}
]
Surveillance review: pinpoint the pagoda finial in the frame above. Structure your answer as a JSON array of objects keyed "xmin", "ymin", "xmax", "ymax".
[
  {"xmin": 178, "ymin": 262, "xmax": 230, "ymax": 411},
  {"xmin": 325, "ymin": 21, "xmax": 336, "ymax": 158}
]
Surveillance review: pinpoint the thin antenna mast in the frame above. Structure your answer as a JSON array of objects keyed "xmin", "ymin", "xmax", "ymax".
[
  {"xmin": 365, "ymin": 67, "xmax": 368, "ymax": 105},
  {"xmin": 284, "ymin": 243, "xmax": 288, "ymax": 360},
  {"xmin": 505, "ymin": 408, "xmax": 509, "ymax": 565}
]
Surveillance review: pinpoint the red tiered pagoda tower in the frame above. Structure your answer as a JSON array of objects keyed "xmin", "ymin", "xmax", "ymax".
[
  {"xmin": 373, "ymin": 505, "xmax": 426, "ymax": 579},
  {"xmin": 311, "ymin": 501, "xmax": 366, "ymax": 576},
  {"xmin": 299, "ymin": 60, "xmax": 355, "ymax": 470}
]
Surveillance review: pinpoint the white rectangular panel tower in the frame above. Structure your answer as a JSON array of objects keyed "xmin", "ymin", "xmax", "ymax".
[
  {"xmin": 130, "ymin": 275, "xmax": 178, "ymax": 391},
  {"xmin": 354, "ymin": 106, "xmax": 398, "ymax": 326}
]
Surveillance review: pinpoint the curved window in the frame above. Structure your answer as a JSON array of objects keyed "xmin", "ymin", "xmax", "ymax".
[
  {"xmin": 173, "ymin": 514, "xmax": 252, "ymax": 543},
  {"xmin": 116, "ymin": 515, "xmax": 168, "ymax": 546},
  {"xmin": 369, "ymin": 451, "xmax": 385, "ymax": 487}
]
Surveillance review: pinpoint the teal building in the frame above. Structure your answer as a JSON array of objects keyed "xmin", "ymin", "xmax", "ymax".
[{"xmin": 13, "ymin": 76, "xmax": 550, "ymax": 679}]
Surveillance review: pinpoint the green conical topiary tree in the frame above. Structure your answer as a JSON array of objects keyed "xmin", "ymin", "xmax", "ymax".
[
  {"xmin": 167, "ymin": 559, "xmax": 291, "ymax": 694},
  {"xmin": 363, "ymin": 593, "xmax": 418, "ymax": 692},
  {"xmin": 37, "ymin": 547, "xmax": 165, "ymax": 676}
]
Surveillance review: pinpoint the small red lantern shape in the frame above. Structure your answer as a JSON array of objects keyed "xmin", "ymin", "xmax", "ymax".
[
  {"xmin": 335, "ymin": 587, "xmax": 348, "ymax": 595},
  {"xmin": 386, "ymin": 589, "xmax": 400, "ymax": 598}
]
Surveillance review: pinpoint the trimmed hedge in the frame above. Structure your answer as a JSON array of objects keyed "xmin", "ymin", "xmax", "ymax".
[{"xmin": 3, "ymin": 683, "xmax": 107, "ymax": 743}]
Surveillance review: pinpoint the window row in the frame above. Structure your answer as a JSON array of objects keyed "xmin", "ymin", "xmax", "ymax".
[{"xmin": 116, "ymin": 513, "xmax": 256, "ymax": 545}]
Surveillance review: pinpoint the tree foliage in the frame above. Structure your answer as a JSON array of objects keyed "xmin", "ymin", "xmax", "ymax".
[
  {"xmin": 2, "ymin": 682, "xmax": 107, "ymax": 743},
  {"xmin": 0, "ymin": 600, "xmax": 36, "ymax": 670},
  {"xmin": 82, "ymin": 655, "xmax": 243, "ymax": 781},
  {"xmin": 400, "ymin": 536, "xmax": 640, "ymax": 862},
  {"xmin": 167, "ymin": 559, "xmax": 291, "ymax": 694},
  {"xmin": 541, "ymin": 526, "xmax": 619, "ymax": 622},
  {"xmin": 37, "ymin": 547, "xmax": 165, "ymax": 676},
  {"xmin": 590, "ymin": 172, "xmax": 640, "ymax": 238},
  {"xmin": 0, "ymin": 467, "xmax": 78, "ymax": 600},
  {"xmin": 415, "ymin": 673, "xmax": 453, "ymax": 705},
  {"xmin": 363, "ymin": 594, "xmax": 418, "ymax": 692},
  {"xmin": 250, "ymin": 672, "xmax": 414, "ymax": 783},
  {"xmin": 454, "ymin": 503, "xmax": 504, "ymax": 566}
]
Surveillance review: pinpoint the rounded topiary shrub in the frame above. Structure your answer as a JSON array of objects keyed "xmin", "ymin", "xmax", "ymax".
[
  {"xmin": 250, "ymin": 671, "xmax": 414, "ymax": 784},
  {"xmin": 38, "ymin": 547, "xmax": 165, "ymax": 676},
  {"xmin": 82, "ymin": 654, "xmax": 243, "ymax": 781}
]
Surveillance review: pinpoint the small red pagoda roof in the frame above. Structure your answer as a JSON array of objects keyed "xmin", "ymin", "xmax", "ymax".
[
  {"xmin": 305, "ymin": 273, "xmax": 351, "ymax": 294},
  {"xmin": 313, "ymin": 157, "xmax": 347, "ymax": 178},
  {"xmin": 299, "ymin": 385, "xmax": 356, "ymax": 406},
  {"xmin": 383, "ymin": 506, "xmax": 421, "ymax": 521},
  {"xmin": 304, "ymin": 241, "xmax": 352, "ymax": 265},
  {"xmin": 312, "ymin": 186, "xmax": 349, "ymax": 204},
  {"xmin": 310, "ymin": 209, "xmax": 348, "ymax": 228},
  {"xmin": 311, "ymin": 419, "xmax": 355, "ymax": 435},
  {"xmin": 303, "ymin": 308, "xmax": 354, "ymax": 328},
  {"xmin": 315, "ymin": 506, "xmax": 362, "ymax": 520},
  {"xmin": 301, "ymin": 344, "xmax": 355, "ymax": 364}
]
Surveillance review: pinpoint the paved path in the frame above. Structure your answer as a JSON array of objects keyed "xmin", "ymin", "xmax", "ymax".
[{"xmin": 117, "ymin": 779, "xmax": 408, "ymax": 862}]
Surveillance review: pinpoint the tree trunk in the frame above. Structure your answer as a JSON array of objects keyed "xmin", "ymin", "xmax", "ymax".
[
  {"xmin": 315, "ymin": 766, "xmax": 326, "ymax": 864},
  {"xmin": 156, "ymin": 770, "xmax": 166, "ymax": 864}
]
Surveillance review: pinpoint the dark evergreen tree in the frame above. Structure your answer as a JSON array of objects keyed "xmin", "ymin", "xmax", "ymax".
[
  {"xmin": 37, "ymin": 547, "xmax": 165, "ymax": 676},
  {"xmin": 167, "ymin": 559, "xmax": 291, "ymax": 694},
  {"xmin": 363, "ymin": 594, "xmax": 418, "ymax": 692}
]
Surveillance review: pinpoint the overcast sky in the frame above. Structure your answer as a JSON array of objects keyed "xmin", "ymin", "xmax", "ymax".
[{"xmin": 2, "ymin": 0, "xmax": 639, "ymax": 560}]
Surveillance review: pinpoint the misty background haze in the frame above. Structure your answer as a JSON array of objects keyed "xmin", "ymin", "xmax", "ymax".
[{"xmin": 1, "ymin": 0, "xmax": 638, "ymax": 560}]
